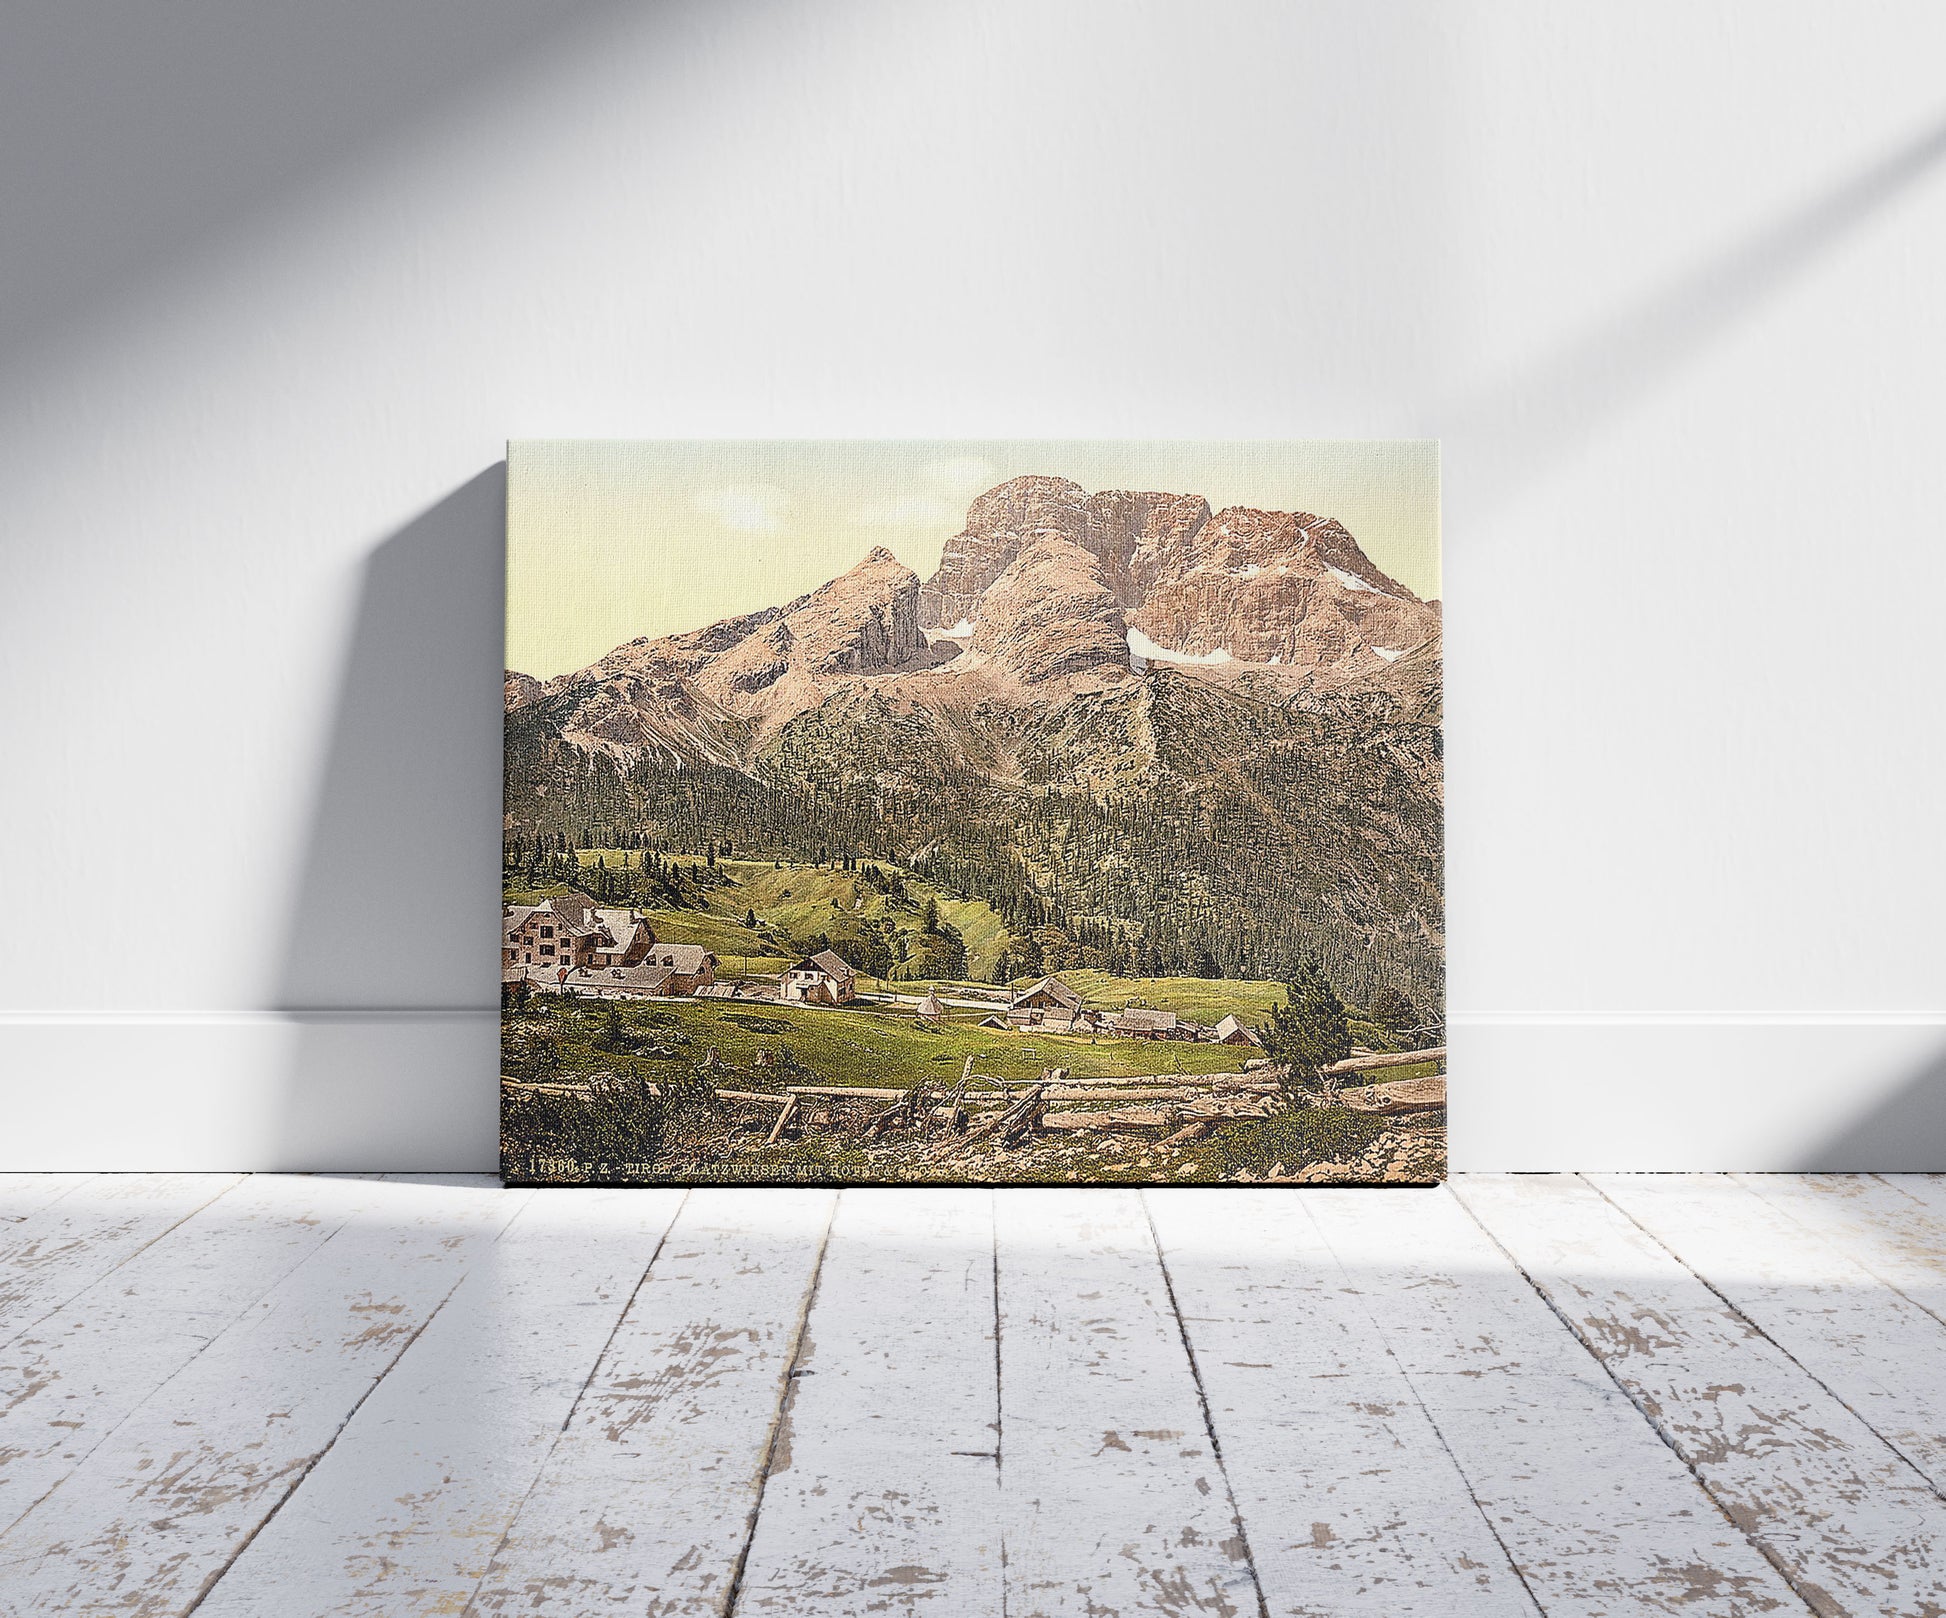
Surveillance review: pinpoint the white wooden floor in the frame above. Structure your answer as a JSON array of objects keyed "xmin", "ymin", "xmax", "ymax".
[{"xmin": 2, "ymin": 1176, "xmax": 1944, "ymax": 1616}]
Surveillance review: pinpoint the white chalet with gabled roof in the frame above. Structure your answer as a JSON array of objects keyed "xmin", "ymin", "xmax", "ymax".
[{"xmin": 782, "ymin": 949, "xmax": 857, "ymax": 1005}]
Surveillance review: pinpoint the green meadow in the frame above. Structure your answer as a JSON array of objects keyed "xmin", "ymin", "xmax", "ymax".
[
  {"xmin": 537, "ymin": 996, "xmax": 1257, "ymax": 1090},
  {"xmin": 508, "ymin": 854, "xmax": 1399, "ymax": 1039}
]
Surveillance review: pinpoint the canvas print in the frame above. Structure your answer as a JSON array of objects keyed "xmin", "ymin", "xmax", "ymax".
[{"xmin": 502, "ymin": 442, "xmax": 1443, "ymax": 1185}]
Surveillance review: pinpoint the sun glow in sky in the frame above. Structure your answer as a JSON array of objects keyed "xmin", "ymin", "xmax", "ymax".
[{"xmin": 507, "ymin": 440, "xmax": 1440, "ymax": 679}]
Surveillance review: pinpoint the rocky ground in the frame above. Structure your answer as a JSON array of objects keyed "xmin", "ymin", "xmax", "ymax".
[{"xmin": 678, "ymin": 1096, "xmax": 1449, "ymax": 1186}]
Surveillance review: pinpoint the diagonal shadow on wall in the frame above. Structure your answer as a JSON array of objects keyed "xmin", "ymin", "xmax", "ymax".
[
  {"xmin": 269, "ymin": 465, "xmax": 506, "ymax": 1170},
  {"xmin": 0, "ymin": 1, "xmax": 647, "ymax": 380},
  {"xmin": 1793, "ymin": 1041, "xmax": 1946, "ymax": 1172},
  {"xmin": 1445, "ymin": 110, "xmax": 1946, "ymax": 519}
]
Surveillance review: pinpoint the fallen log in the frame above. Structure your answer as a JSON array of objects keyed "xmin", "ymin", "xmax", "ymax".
[
  {"xmin": 1042, "ymin": 1082, "xmax": 1281, "ymax": 1103},
  {"xmin": 764, "ymin": 1093, "xmax": 800, "ymax": 1144},
  {"xmin": 1323, "ymin": 1046, "xmax": 1445, "ymax": 1075},
  {"xmin": 783, "ymin": 1085, "xmax": 908, "ymax": 1101},
  {"xmin": 1045, "ymin": 1072, "xmax": 1201, "ymax": 1089},
  {"xmin": 943, "ymin": 1060, "xmax": 974, "ymax": 1132},
  {"xmin": 998, "ymin": 1078, "xmax": 1055, "ymax": 1147},
  {"xmin": 1179, "ymin": 1100, "xmax": 1278, "ymax": 1119},
  {"xmin": 1041, "ymin": 1107, "xmax": 1179, "ymax": 1131},
  {"xmin": 954, "ymin": 1068, "xmax": 1064, "ymax": 1150},
  {"xmin": 1340, "ymin": 1075, "xmax": 1447, "ymax": 1113},
  {"xmin": 865, "ymin": 1081, "xmax": 935, "ymax": 1138},
  {"xmin": 508, "ymin": 1079, "xmax": 793, "ymax": 1106}
]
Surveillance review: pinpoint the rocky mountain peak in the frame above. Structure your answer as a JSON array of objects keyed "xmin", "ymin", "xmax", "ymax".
[
  {"xmin": 967, "ymin": 536, "xmax": 1131, "ymax": 687},
  {"xmin": 525, "ymin": 472, "xmax": 1438, "ymax": 780},
  {"xmin": 920, "ymin": 477, "xmax": 1092, "ymax": 629},
  {"xmin": 1085, "ymin": 489, "xmax": 1213, "ymax": 603},
  {"xmin": 964, "ymin": 475, "xmax": 1090, "ymax": 534},
  {"xmin": 922, "ymin": 478, "xmax": 1436, "ymax": 679},
  {"xmin": 505, "ymin": 670, "xmax": 544, "ymax": 711},
  {"xmin": 708, "ymin": 547, "xmax": 924, "ymax": 699}
]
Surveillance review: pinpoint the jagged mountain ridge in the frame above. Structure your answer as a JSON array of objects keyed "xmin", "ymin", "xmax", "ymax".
[
  {"xmin": 508, "ymin": 476, "xmax": 1440, "ymax": 775},
  {"xmin": 921, "ymin": 473, "xmax": 1436, "ymax": 676},
  {"xmin": 505, "ymin": 475, "xmax": 1443, "ymax": 1003}
]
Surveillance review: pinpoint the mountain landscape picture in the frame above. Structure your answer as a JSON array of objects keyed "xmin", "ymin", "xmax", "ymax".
[{"xmin": 502, "ymin": 441, "xmax": 1444, "ymax": 1185}]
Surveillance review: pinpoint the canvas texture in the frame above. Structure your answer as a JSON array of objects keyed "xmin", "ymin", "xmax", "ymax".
[{"xmin": 502, "ymin": 442, "xmax": 1443, "ymax": 1186}]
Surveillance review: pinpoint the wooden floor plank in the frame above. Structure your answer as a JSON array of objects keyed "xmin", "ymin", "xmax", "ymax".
[
  {"xmin": 0, "ymin": 1174, "xmax": 97, "ymax": 1223},
  {"xmin": 1308, "ymin": 1186, "xmax": 1807, "ymax": 1616},
  {"xmin": 1458, "ymin": 1174, "xmax": 1946, "ymax": 1617},
  {"xmin": 732, "ymin": 1188, "xmax": 1003, "ymax": 1615},
  {"xmin": 9, "ymin": 1173, "xmax": 1939, "ymax": 1618},
  {"xmin": 1595, "ymin": 1174, "xmax": 1946, "ymax": 1499},
  {"xmin": 189, "ymin": 1186, "xmax": 687, "ymax": 1617},
  {"xmin": 0, "ymin": 1175, "xmax": 400, "ymax": 1536},
  {"xmin": 1734, "ymin": 1176, "xmax": 1946, "ymax": 1325},
  {"xmin": 1875, "ymin": 1175, "xmax": 1946, "ymax": 1221},
  {"xmin": 464, "ymin": 1188, "xmax": 837, "ymax": 1616},
  {"xmin": 0, "ymin": 1173, "xmax": 245, "ymax": 1347},
  {"xmin": 0, "ymin": 1175, "xmax": 527, "ymax": 1616},
  {"xmin": 1146, "ymin": 1189, "xmax": 1539, "ymax": 1616},
  {"xmin": 994, "ymin": 1188, "xmax": 1262, "ymax": 1618}
]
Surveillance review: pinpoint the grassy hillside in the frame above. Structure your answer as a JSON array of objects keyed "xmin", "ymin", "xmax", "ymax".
[
  {"xmin": 537, "ymin": 997, "xmax": 1255, "ymax": 1090},
  {"xmin": 515, "ymin": 855, "xmax": 1417, "ymax": 1043},
  {"xmin": 511, "ymin": 857, "xmax": 1293, "ymax": 1024},
  {"xmin": 681, "ymin": 857, "xmax": 1015, "ymax": 982},
  {"xmin": 1054, "ymin": 969, "xmax": 1287, "ymax": 1026},
  {"xmin": 624, "ymin": 907, "xmax": 792, "ymax": 973},
  {"xmin": 1045, "ymin": 969, "xmax": 1409, "ymax": 1046},
  {"xmin": 509, "ymin": 851, "xmax": 1016, "ymax": 982}
]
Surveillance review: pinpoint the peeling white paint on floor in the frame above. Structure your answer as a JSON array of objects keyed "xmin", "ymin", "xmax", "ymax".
[{"xmin": 0, "ymin": 1173, "xmax": 1941, "ymax": 1615}]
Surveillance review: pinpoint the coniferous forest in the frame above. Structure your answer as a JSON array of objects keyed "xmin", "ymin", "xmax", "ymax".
[{"xmin": 504, "ymin": 670, "xmax": 1443, "ymax": 1013}]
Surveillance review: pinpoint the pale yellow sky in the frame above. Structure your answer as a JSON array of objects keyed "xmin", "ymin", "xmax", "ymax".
[{"xmin": 507, "ymin": 440, "xmax": 1440, "ymax": 679}]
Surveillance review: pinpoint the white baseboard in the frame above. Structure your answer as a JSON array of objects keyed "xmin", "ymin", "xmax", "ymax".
[
  {"xmin": 0, "ymin": 1012, "xmax": 1940, "ymax": 1172},
  {"xmin": 0, "ymin": 1012, "xmax": 498, "ymax": 1172},
  {"xmin": 1448, "ymin": 1017, "xmax": 1946, "ymax": 1171}
]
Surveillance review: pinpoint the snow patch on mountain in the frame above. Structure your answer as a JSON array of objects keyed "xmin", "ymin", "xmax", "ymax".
[
  {"xmin": 924, "ymin": 618, "xmax": 977, "ymax": 644},
  {"xmin": 1127, "ymin": 626, "xmax": 1235, "ymax": 668},
  {"xmin": 1328, "ymin": 565, "xmax": 1381, "ymax": 594}
]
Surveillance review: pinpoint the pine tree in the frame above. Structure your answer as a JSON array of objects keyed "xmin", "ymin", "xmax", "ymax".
[
  {"xmin": 597, "ymin": 1003, "xmax": 630, "ymax": 1053},
  {"xmin": 743, "ymin": 907, "xmax": 758, "ymax": 929},
  {"xmin": 1261, "ymin": 955, "xmax": 1352, "ymax": 1082},
  {"xmin": 1367, "ymin": 986, "xmax": 1417, "ymax": 1040},
  {"xmin": 1014, "ymin": 932, "xmax": 1044, "ymax": 978}
]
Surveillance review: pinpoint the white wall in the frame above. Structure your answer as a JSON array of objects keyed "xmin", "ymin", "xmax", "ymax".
[{"xmin": 4, "ymin": 0, "xmax": 1943, "ymax": 1171}]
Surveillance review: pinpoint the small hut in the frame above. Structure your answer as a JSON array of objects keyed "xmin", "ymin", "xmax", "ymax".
[
  {"xmin": 1112, "ymin": 1007, "xmax": 1181, "ymax": 1040},
  {"xmin": 1010, "ymin": 975, "xmax": 1083, "ymax": 1015},
  {"xmin": 1209, "ymin": 1013, "xmax": 1263, "ymax": 1046}
]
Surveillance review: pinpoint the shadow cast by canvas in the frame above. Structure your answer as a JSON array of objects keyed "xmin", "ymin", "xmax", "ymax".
[{"xmin": 269, "ymin": 466, "xmax": 507, "ymax": 1169}]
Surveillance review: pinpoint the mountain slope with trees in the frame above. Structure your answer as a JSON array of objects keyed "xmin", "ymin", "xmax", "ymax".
[{"xmin": 505, "ymin": 476, "xmax": 1443, "ymax": 1011}]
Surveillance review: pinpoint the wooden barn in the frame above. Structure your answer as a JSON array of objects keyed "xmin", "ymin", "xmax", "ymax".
[{"xmin": 1209, "ymin": 1013, "xmax": 1262, "ymax": 1046}]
